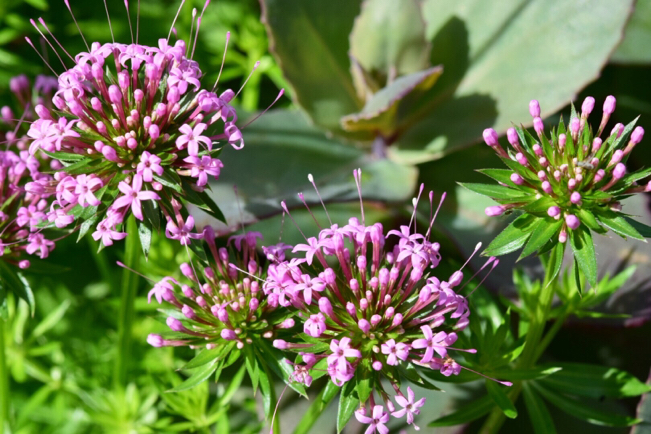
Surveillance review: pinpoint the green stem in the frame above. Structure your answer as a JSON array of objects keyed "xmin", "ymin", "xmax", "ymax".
[
  {"xmin": 113, "ymin": 216, "xmax": 140, "ymax": 389},
  {"xmin": 0, "ymin": 318, "xmax": 9, "ymax": 433},
  {"xmin": 480, "ymin": 256, "xmax": 557, "ymax": 434},
  {"xmin": 534, "ymin": 308, "xmax": 571, "ymax": 361}
]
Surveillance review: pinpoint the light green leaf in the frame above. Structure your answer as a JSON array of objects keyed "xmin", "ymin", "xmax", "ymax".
[
  {"xmin": 597, "ymin": 211, "xmax": 645, "ymax": 241},
  {"xmin": 262, "ymin": 0, "xmax": 364, "ymax": 134},
  {"xmin": 483, "ymin": 214, "xmax": 538, "ymax": 257},
  {"xmin": 459, "ymin": 182, "xmax": 528, "ymax": 200},
  {"xmin": 349, "ymin": 0, "xmax": 430, "ymax": 81},
  {"xmin": 392, "ymin": 0, "xmax": 634, "ymax": 163},
  {"xmin": 519, "ymin": 218, "xmax": 563, "ymax": 260},
  {"xmin": 341, "ymin": 67, "xmax": 443, "ymax": 135},
  {"xmin": 167, "ymin": 359, "xmax": 220, "ymax": 393},
  {"xmin": 31, "ymin": 300, "xmax": 71, "ymax": 338},
  {"xmin": 612, "ymin": 0, "xmax": 651, "ymax": 64}
]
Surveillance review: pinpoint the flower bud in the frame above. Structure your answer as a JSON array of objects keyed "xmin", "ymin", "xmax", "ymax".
[
  {"xmin": 482, "ymin": 128, "xmax": 499, "ymax": 147},
  {"xmin": 565, "ymin": 214, "xmax": 580, "ymax": 230},
  {"xmin": 603, "ymin": 95, "xmax": 616, "ymax": 115},
  {"xmin": 529, "ymin": 100, "xmax": 541, "ymax": 117},
  {"xmin": 507, "ymin": 127, "xmax": 519, "ymax": 146},
  {"xmin": 547, "ymin": 206, "xmax": 561, "ymax": 218},
  {"xmin": 108, "ymin": 84, "xmax": 122, "ymax": 104},
  {"xmin": 581, "ymin": 96, "xmax": 595, "ymax": 117},
  {"xmin": 570, "ymin": 191, "xmax": 581, "ymax": 204},
  {"xmin": 510, "ymin": 173, "xmax": 524, "ymax": 185}
]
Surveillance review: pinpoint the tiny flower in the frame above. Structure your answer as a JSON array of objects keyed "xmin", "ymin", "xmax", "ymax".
[
  {"xmin": 113, "ymin": 175, "xmax": 160, "ymax": 221},
  {"xmin": 392, "ymin": 387, "xmax": 426, "ymax": 428},
  {"xmin": 355, "ymin": 405, "xmax": 390, "ymax": 434}
]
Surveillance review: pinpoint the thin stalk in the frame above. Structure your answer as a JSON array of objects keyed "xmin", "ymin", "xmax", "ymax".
[
  {"xmin": 480, "ymin": 255, "xmax": 556, "ymax": 434},
  {"xmin": 534, "ymin": 308, "xmax": 571, "ymax": 360},
  {"xmin": 0, "ymin": 319, "xmax": 8, "ymax": 433},
  {"xmin": 113, "ymin": 216, "xmax": 140, "ymax": 388}
]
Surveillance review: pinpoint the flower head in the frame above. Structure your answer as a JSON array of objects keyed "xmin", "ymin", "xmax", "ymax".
[
  {"xmin": 27, "ymin": 4, "xmax": 248, "ymax": 247},
  {"xmin": 270, "ymin": 172, "xmax": 500, "ymax": 432},
  {"xmin": 473, "ymin": 97, "xmax": 650, "ymax": 286}
]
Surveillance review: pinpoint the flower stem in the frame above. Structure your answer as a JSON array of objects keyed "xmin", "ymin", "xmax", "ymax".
[
  {"xmin": 0, "ymin": 318, "xmax": 8, "ymax": 432},
  {"xmin": 113, "ymin": 216, "xmax": 140, "ymax": 389},
  {"xmin": 479, "ymin": 255, "xmax": 557, "ymax": 434}
]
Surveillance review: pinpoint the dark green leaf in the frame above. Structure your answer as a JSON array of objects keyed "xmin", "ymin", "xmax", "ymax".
[
  {"xmin": 625, "ymin": 217, "xmax": 651, "ymax": 238},
  {"xmin": 490, "ymin": 366, "xmax": 562, "ymax": 381},
  {"xmin": 519, "ymin": 218, "xmax": 562, "ymax": 260},
  {"xmin": 138, "ymin": 220, "xmax": 152, "ymax": 259},
  {"xmin": 540, "ymin": 363, "xmax": 651, "ymax": 399},
  {"xmin": 570, "ymin": 226, "xmax": 597, "ymax": 288},
  {"xmin": 483, "ymin": 214, "xmax": 538, "ymax": 257},
  {"xmin": 459, "ymin": 182, "xmax": 529, "ymax": 200},
  {"xmin": 428, "ymin": 394, "xmax": 495, "ymax": 427},
  {"xmin": 337, "ymin": 380, "xmax": 359, "ymax": 433},
  {"xmin": 597, "ymin": 212, "xmax": 645, "ymax": 241},
  {"xmin": 534, "ymin": 383, "xmax": 641, "ymax": 427},
  {"xmin": 544, "ymin": 241, "xmax": 565, "ymax": 286},
  {"xmin": 486, "ymin": 381, "xmax": 517, "ymax": 419},
  {"xmin": 523, "ymin": 383, "xmax": 556, "ymax": 434},
  {"xmin": 0, "ymin": 262, "xmax": 35, "ymax": 315},
  {"xmin": 167, "ymin": 358, "xmax": 220, "ymax": 393}
]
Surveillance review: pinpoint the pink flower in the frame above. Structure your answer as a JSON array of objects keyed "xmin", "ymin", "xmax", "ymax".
[
  {"xmin": 327, "ymin": 337, "xmax": 361, "ymax": 372},
  {"xmin": 165, "ymin": 216, "xmax": 202, "ymax": 246},
  {"xmin": 26, "ymin": 233, "xmax": 55, "ymax": 259},
  {"xmin": 411, "ymin": 325, "xmax": 450, "ymax": 363},
  {"xmin": 137, "ymin": 151, "xmax": 164, "ymax": 183},
  {"xmin": 92, "ymin": 220, "xmax": 127, "ymax": 247},
  {"xmin": 381, "ymin": 339, "xmax": 410, "ymax": 366},
  {"xmin": 292, "ymin": 237, "xmax": 322, "ymax": 266},
  {"xmin": 355, "ymin": 405, "xmax": 390, "ymax": 434},
  {"xmin": 392, "ymin": 387, "xmax": 426, "ymax": 427},
  {"xmin": 293, "ymin": 274, "xmax": 326, "ymax": 305},
  {"xmin": 16, "ymin": 205, "xmax": 45, "ymax": 229},
  {"xmin": 183, "ymin": 155, "xmax": 223, "ymax": 187},
  {"xmin": 74, "ymin": 174, "xmax": 103, "ymax": 207},
  {"xmin": 147, "ymin": 276, "xmax": 178, "ymax": 304},
  {"xmin": 27, "ymin": 119, "xmax": 56, "ymax": 154},
  {"xmin": 304, "ymin": 313, "xmax": 326, "ymax": 337},
  {"xmin": 176, "ymin": 123, "xmax": 211, "ymax": 156},
  {"xmin": 113, "ymin": 175, "xmax": 160, "ymax": 220}
]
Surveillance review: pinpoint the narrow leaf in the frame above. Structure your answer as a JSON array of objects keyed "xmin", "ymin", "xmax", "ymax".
[
  {"xmin": 570, "ymin": 226, "xmax": 597, "ymax": 288},
  {"xmin": 428, "ymin": 394, "xmax": 496, "ymax": 427},
  {"xmin": 486, "ymin": 381, "xmax": 518, "ymax": 419},
  {"xmin": 523, "ymin": 383, "xmax": 556, "ymax": 434},
  {"xmin": 337, "ymin": 380, "xmax": 359, "ymax": 433},
  {"xmin": 484, "ymin": 214, "xmax": 538, "ymax": 257},
  {"xmin": 167, "ymin": 358, "xmax": 219, "ymax": 393}
]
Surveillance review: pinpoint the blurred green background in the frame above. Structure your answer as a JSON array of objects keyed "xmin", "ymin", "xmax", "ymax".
[{"xmin": 3, "ymin": 0, "xmax": 651, "ymax": 432}]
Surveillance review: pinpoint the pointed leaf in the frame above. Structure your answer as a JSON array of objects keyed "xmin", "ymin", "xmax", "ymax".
[
  {"xmin": 519, "ymin": 218, "xmax": 563, "ymax": 260},
  {"xmin": 337, "ymin": 380, "xmax": 359, "ymax": 433},
  {"xmin": 570, "ymin": 226, "xmax": 597, "ymax": 288},
  {"xmin": 523, "ymin": 383, "xmax": 556, "ymax": 434},
  {"xmin": 459, "ymin": 182, "xmax": 529, "ymax": 200},
  {"xmin": 597, "ymin": 212, "xmax": 645, "ymax": 241},
  {"xmin": 294, "ymin": 382, "xmax": 340, "ymax": 434},
  {"xmin": 486, "ymin": 381, "xmax": 518, "ymax": 419},
  {"xmin": 167, "ymin": 358, "xmax": 220, "ymax": 393},
  {"xmin": 428, "ymin": 394, "xmax": 496, "ymax": 427},
  {"xmin": 483, "ymin": 214, "xmax": 538, "ymax": 257}
]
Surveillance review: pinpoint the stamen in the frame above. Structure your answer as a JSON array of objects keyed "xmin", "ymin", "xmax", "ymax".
[
  {"xmin": 234, "ymin": 61, "xmax": 260, "ymax": 99},
  {"xmin": 24, "ymin": 37, "xmax": 58, "ymax": 76},
  {"xmin": 426, "ymin": 191, "xmax": 446, "ymax": 239},
  {"xmin": 64, "ymin": 0, "xmax": 89, "ymax": 51},
  {"xmin": 116, "ymin": 261, "xmax": 157, "ymax": 283},
  {"xmin": 103, "ymin": 0, "xmax": 115, "ymax": 43},
  {"xmin": 307, "ymin": 173, "xmax": 332, "ymax": 225},
  {"xmin": 297, "ymin": 192, "xmax": 322, "ymax": 229},
  {"xmin": 38, "ymin": 18, "xmax": 75, "ymax": 61},
  {"xmin": 30, "ymin": 19, "xmax": 67, "ymax": 70},
  {"xmin": 460, "ymin": 363, "xmax": 512, "ymax": 387},
  {"xmin": 409, "ymin": 183, "xmax": 425, "ymax": 231},
  {"xmin": 241, "ymin": 89, "xmax": 285, "ymax": 129},
  {"xmin": 136, "ymin": 0, "xmax": 140, "ymax": 44},
  {"xmin": 468, "ymin": 259, "xmax": 499, "ymax": 297},
  {"xmin": 212, "ymin": 31, "xmax": 230, "ymax": 91},
  {"xmin": 124, "ymin": 0, "xmax": 134, "ymax": 44},
  {"xmin": 353, "ymin": 168, "xmax": 365, "ymax": 225},
  {"xmin": 187, "ymin": 8, "xmax": 197, "ymax": 58},
  {"xmin": 280, "ymin": 201, "xmax": 308, "ymax": 241},
  {"xmin": 268, "ymin": 383, "xmax": 290, "ymax": 434},
  {"xmin": 168, "ymin": 0, "xmax": 186, "ymax": 42},
  {"xmin": 191, "ymin": 0, "xmax": 210, "ymax": 60}
]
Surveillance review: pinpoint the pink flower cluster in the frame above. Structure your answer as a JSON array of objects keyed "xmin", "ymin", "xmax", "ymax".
[
  {"xmin": 26, "ymin": 35, "xmax": 239, "ymax": 246},
  {"xmin": 0, "ymin": 75, "xmax": 60, "ymax": 267},
  {"xmin": 269, "ymin": 174, "xmax": 497, "ymax": 431},
  {"xmin": 146, "ymin": 227, "xmax": 295, "ymax": 350}
]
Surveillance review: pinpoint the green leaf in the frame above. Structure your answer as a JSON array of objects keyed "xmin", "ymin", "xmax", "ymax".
[
  {"xmin": 544, "ymin": 242, "xmax": 565, "ymax": 286},
  {"xmin": 597, "ymin": 212, "xmax": 645, "ymax": 241},
  {"xmin": 391, "ymin": 0, "xmax": 634, "ymax": 163},
  {"xmin": 519, "ymin": 218, "xmax": 563, "ymax": 260},
  {"xmin": 294, "ymin": 382, "xmax": 340, "ymax": 434},
  {"xmin": 540, "ymin": 363, "xmax": 651, "ymax": 399},
  {"xmin": 534, "ymin": 383, "xmax": 641, "ymax": 427},
  {"xmin": 490, "ymin": 366, "xmax": 562, "ymax": 381},
  {"xmin": 570, "ymin": 225, "xmax": 598, "ymax": 288},
  {"xmin": 181, "ymin": 345, "xmax": 230, "ymax": 371},
  {"xmin": 356, "ymin": 368, "xmax": 372, "ymax": 404},
  {"xmin": 167, "ymin": 358, "xmax": 220, "ymax": 393},
  {"xmin": 428, "ymin": 394, "xmax": 496, "ymax": 427},
  {"xmin": 486, "ymin": 381, "xmax": 518, "ymax": 419},
  {"xmin": 483, "ymin": 214, "xmax": 538, "ymax": 256},
  {"xmin": 0, "ymin": 262, "xmax": 35, "ymax": 315},
  {"xmin": 261, "ymin": 0, "xmax": 363, "ymax": 134},
  {"xmin": 612, "ymin": 0, "xmax": 651, "ymax": 63},
  {"xmin": 459, "ymin": 182, "xmax": 529, "ymax": 200},
  {"xmin": 137, "ymin": 220, "xmax": 152, "ymax": 259},
  {"xmin": 40, "ymin": 149, "xmax": 88, "ymax": 162},
  {"xmin": 349, "ymin": 0, "xmax": 429, "ymax": 80},
  {"xmin": 337, "ymin": 380, "xmax": 359, "ymax": 433},
  {"xmin": 625, "ymin": 217, "xmax": 651, "ymax": 238},
  {"xmin": 478, "ymin": 168, "xmax": 518, "ymax": 185},
  {"xmin": 77, "ymin": 214, "xmax": 99, "ymax": 242},
  {"xmin": 523, "ymin": 383, "xmax": 556, "ymax": 434},
  {"xmin": 31, "ymin": 300, "xmax": 71, "ymax": 338},
  {"xmin": 342, "ymin": 67, "xmax": 443, "ymax": 135}
]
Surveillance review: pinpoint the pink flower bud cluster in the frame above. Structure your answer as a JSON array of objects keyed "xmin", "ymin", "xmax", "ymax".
[
  {"xmin": 269, "ymin": 183, "xmax": 495, "ymax": 431},
  {"xmin": 146, "ymin": 227, "xmax": 294, "ymax": 351},
  {"xmin": 482, "ymin": 96, "xmax": 648, "ymax": 243},
  {"xmin": 0, "ymin": 75, "xmax": 61, "ymax": 267},
  {"xmin": 27, "ymin": 36, "xmax": 238, "ymax": 246}
]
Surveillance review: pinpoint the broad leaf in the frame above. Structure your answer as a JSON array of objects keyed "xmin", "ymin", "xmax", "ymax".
[{"xmin": 612, "ymin": 0, "xmax": 651, "ymax": 63}]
